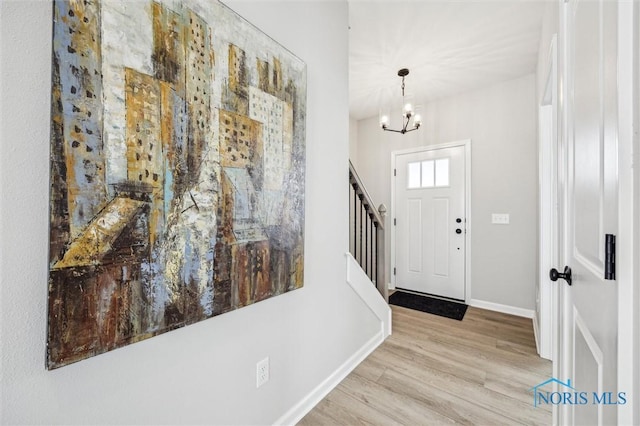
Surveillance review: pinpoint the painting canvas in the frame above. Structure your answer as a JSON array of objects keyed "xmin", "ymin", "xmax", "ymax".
[{"xmin": 47, "ymin": 0, "xmax": 306, "ymax": 369}]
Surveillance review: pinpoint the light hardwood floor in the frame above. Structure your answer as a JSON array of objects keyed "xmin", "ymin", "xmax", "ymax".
[{"xmin": 298, "ymin": 305, "xmax": 552, "ymax": 425}]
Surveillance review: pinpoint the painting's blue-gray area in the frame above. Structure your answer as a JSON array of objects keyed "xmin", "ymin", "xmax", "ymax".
[{"xmin": 53, "ymin": 0, "xmax": 107, "ymax": 237}]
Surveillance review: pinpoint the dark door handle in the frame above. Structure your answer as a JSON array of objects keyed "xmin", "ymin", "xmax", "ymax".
[
  {"xmin": 550, "ymin": 266, "xmax": 572, "ymax": 286},
  {"xmin": 456, "ymin": 228, "xmax": 462, "ymax": 234}
]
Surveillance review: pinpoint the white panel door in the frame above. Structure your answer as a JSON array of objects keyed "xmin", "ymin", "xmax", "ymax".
[
  {"xmin": 556, "ymin": 0, "xmax": 619, "ymax": 424},
  {"xmin": 395, "ymin": 145, "xmax": 466, "ymax": 300}
]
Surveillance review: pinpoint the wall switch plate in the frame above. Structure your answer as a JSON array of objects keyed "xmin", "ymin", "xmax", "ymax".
[
  {"xmin": 492, "ymin": 213, "xmax": 510, "ymax": 225},
  {"xmin": 256, "ymin": 357, "xmax": 269, "ymax": 388}
]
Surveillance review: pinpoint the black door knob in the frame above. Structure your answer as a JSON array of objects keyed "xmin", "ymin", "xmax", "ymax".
[
  {"xmin": 456, "ymin": 228, "xmax": 462, "ymax": 234},
  {"xmin": 549, "ymin": 266, "xmax": 572, "ymax": 286},
  {"xmin": 456, "ymin": 218, "xmax": 462, "ymax": 223}
]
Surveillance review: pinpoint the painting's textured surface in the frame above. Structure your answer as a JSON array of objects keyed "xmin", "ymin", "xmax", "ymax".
[{"xmin": 47, "ymin": 0, "xmax": 306, "ymax": 369}]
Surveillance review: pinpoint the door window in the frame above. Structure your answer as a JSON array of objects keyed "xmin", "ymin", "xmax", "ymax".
[{"xmin": 407, "ymin": 158, "xmax": 450, "ymax": 189}]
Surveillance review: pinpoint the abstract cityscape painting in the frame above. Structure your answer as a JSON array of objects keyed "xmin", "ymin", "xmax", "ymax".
[{"xmin": 47, "ymin": 0, "xmax": 306, "ymax": 369}]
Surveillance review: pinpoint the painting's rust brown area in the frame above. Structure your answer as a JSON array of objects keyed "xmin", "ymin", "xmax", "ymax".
[
  {"xmin": 152, "ymin": 2, "xmax": 185, "ymax": 91},
  {"xmin": 231, "ymin": 241, "xmax": 270, "ymax": 306},
  {"xmin": 49, "ymin": 53, "xmax": 70, "ymax": 265},
  {"xmin": 215, "ymin": 169, "xmax": 272, "ymax": 310},
  {"xmin": 48, "ymin": 202, "xmax": 152, "ymax": 367}
]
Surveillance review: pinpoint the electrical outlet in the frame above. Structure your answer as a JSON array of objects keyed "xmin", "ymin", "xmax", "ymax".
[
  {"xmin": 256, "ymin": 357, "xmax": 269, "ymax": 388},
  {"xmin": 491, "ymin": 213, "xmax": 510, "ymax": 225}
]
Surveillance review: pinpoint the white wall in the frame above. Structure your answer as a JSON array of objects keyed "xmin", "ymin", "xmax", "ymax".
[
  {"xmin": 349, "ymin": 117, "xmax": 359, "ymax": 167},
  {"xmin": 354, "ymin": 74, "xmax": 538, "ymax": 311},
  {"xmin": 0, "ymin": 1, "xmax": 382, "ymax": 424}
]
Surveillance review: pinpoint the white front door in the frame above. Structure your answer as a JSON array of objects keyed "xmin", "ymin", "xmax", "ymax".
[
  {"xmin": 556, "ymin": 0, "xmax": 619, "ymax": 424},
  {"xmin": 394, "ymin": 144, "xmax": 466, "ymax": 300}
]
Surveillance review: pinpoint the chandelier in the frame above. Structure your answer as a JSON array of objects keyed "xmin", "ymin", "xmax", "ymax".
[{"xmin": 379, "ymin": 68, "xmax": 422, "ymax": 134}]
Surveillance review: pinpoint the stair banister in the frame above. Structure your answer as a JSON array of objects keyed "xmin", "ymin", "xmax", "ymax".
[{"xmin": 348, "ymin": 160, "xmax": 388, "ymax": 302}]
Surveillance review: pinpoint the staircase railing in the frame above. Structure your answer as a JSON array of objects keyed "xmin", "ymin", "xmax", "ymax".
[{"xmin": 349, "ymin": 160, "xmax": 388, "ymax": 302}]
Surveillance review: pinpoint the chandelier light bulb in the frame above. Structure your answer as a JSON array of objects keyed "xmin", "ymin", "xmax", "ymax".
[
  {"xmin": 404, "ymin": 103, "xmax": 413, "ymax": 115},
  {"xmin": 380, "ymin": 115, "xmax": 389, "ymax": 128},
  {"xmin": 414, "ymin": 114, "xmax": 422, "ymax": 126}
]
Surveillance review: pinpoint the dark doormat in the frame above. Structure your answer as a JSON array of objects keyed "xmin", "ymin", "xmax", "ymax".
[{"xmin": 389, "ymin": 290, "xmax": 468, "ymax": 321}]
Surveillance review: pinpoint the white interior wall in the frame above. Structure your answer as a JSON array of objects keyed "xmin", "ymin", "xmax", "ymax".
[
  {"xmin": 354, "ymin": 74, "xmax": 538, "ymax": 311},
  {"xmin": 0, "ymin": 1, "xmax": 383, "ymax": 424},
  {"xmin": 349, "ymin": 116, "xmax": 359, "ymax": 168}
]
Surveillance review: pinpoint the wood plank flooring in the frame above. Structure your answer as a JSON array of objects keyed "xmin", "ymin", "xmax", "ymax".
[{"xmin": 298, "ymin": 305, "xmax": 552, "ymax": 425}]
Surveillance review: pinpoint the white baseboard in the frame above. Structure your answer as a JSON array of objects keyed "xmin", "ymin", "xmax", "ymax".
[
  {"xmin": 273, "ymin": 331, "xmax": 384, "ymax": 426},
  {"xmin": 469, "ymin": 299, "xmax": 534, "ymax": 319},
  {"xmin": 274, "ymin": 254, "xmax": 391, "ymax": 425},
  {"xmin": 532, "ymin": 314, "xmax": 541, "ymax": 355}
]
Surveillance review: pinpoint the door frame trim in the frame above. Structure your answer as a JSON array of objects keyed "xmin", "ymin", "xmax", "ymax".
[
  {"xmin": 537, "ymin": 34, "xmax": 558, "ymax": 363},
  {"xmin": 389, "ymin": 139, "xmax": 472, "ymax": 303},
  {"xmin": 616, "ymin": 0, "xmax": 639, "ymax": 423}
]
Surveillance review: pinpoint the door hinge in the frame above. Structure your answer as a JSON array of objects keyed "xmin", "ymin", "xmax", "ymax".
[
  {"xmin": 394, "ymin": 218, "xmax": 396, "ymax": 226},
  {"xmin": 394, "ymin": 168, "xmax": 396, "ymax": 177},
  {"xmin": 393, "ymin": 267, "xmax": 396, "ymax": 275},
  {"xmin": 605, "ymin": 234, "xmax": 615, "ymax": 280}
]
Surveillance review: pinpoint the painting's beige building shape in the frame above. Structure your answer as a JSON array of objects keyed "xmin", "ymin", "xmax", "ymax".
[
  {"xmin": 151, "ymin": 2, "xmax": 213, "ymax": 195},
  {"xmin": 257, "ymin": 59, "xmax": 270, "ymax": 94},
  {"xmin": 152, "ymin": 2, "xmax": 185, "ymax": 93},
  {"xmin": 248, "ymin": 81, "xmax": 294, "ymax": 227},
  {"xmin": 125, "ymin": 68, "xmax": 163, "ymax": 186},
  {"xmin": 256, "ymin": 57, "xmax": 283, "ymax": 97},
  {"xmin": 219, "ymin": 109, "xmax": 263, "ymax": 170},
  {"xmin": 225, "ymin": 44, "xmax": 249, "ymax": 115},
  {"xmin": 249, "ymin": 86, "xmax": 294, "ymax": 191},
  {"xmin": 185, "ymin": 9, "xmax": 214, "ymax": 180},
  {"xmin": 124, "ymin": 68, "xmax": 165, "ymax": 246},
  {"xmin": 53, "ymin": 197, "xmax": 146, "ymax": 269},
  {"xmin": 57, "ymin": 0, "xmax": 107, "ymax": 238}
]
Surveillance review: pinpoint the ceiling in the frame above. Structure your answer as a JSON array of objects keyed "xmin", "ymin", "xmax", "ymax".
[{"xmin": 349, "ymin": 1, "xmax": 548, "ymax": 121}]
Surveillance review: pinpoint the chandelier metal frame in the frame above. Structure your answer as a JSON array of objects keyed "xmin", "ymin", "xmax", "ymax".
[{"xmin": 380, "ymin": 68, "xmax": 421, "ymax": 134}]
